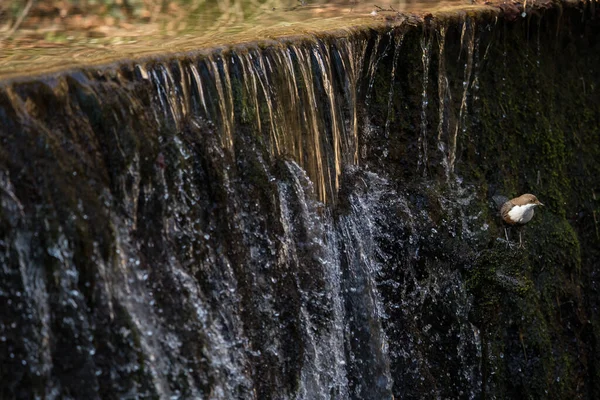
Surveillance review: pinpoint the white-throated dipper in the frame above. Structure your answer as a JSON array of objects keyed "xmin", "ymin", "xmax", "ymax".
[{"xmin": 500, "ymin": 193, "xmax": 544, "ymax": 248}]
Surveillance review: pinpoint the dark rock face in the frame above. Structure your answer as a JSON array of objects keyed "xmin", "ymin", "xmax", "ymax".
[{"xmin": 1, "ymin": 3, "xmax": 599, "ymax": 399}]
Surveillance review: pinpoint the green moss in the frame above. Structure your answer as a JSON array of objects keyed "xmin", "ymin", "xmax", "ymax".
[{"xmin": 362, "ymin": 6, "xmax": 599, "ymax": 398}]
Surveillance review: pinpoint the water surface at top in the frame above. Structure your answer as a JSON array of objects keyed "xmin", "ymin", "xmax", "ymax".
[{"xmin": 0, "ymin": 0, "xmax": 471, "ymax": 79}]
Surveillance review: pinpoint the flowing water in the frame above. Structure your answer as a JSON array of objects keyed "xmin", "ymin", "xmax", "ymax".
[
  {"xmin": 1, "ymin": 2, "xmax": 599, "ymax": 399},
  {"xmin": 0, "ymin": 22, "xmax": 482, "ymax": 398}
]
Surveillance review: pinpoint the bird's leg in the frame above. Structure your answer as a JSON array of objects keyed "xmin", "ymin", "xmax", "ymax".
[
  {"xmin": 518, "ymin": 228, "xmax": 524, "ymax": 249},
  {"xmin": 503, "ymin": 227, "xmax": 515, "ymax": 249}
]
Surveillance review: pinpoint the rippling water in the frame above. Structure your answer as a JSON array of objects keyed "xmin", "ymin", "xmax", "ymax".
[{"xmin": 0, "ymin": 0, "xmax": 470, "ymax": 79}]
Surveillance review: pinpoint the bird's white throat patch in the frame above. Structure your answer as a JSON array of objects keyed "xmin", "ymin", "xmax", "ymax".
[{"xmin": 508, "ymin": 203, "xmax": 536, "ymax": 224}]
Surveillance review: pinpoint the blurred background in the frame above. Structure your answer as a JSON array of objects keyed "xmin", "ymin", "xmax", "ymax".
[
  {"xmin": 0, "ymin": 1, "xmax": 373, "ymax": 44},
  {"xmin": 0, "ymin": 0, "xmax": 471, "ymax": 46},
  {"xmin": 0, "ymin": 0, "xmax": 468, "ymax": 75}
]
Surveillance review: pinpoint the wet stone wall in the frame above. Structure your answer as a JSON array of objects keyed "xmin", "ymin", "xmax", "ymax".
[{"xmin": 0, "ymin": 1, "xmax": 599, "ymax": 399}]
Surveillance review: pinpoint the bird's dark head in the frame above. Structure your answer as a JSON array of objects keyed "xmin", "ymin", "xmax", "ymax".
[{"xmin": 516, "ymin": 193, "xmax": 544, "ymax": 207}]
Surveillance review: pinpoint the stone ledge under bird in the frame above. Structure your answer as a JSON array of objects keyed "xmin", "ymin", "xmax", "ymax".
[{"xmin": 499, "ymin": 193, "xmax": 544, "ymax": 248}]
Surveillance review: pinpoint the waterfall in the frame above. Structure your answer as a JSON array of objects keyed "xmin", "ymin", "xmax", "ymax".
[{"xmin": 1, "ymin": 4, "xmax": 599, "ymax": 399}]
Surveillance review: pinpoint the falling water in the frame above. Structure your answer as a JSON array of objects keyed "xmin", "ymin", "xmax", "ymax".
[
  {"xmin": 1, "ymin": 6, "xmax": 599, "ymax": 399},
  {"xmin": 419, "ymin": 32, "xmax": 432, "ymax": 176},
  {"xmin": 384, "ymin": 29, "xmax": 405, "ymax": 142},
  {"xmin": 364, "ymin": 33, "xmax": 387, "ymax": 107},
  {"xmin": 449, "ymin": 19, "xmax": 476, "ymax": 175},
  {"xmin": 334, "ymin": 37, "xmax": 369, "ymax": 165},
  {"xmin": 436, "ymin": 24, "xmax": 451, "ymax": 180}
]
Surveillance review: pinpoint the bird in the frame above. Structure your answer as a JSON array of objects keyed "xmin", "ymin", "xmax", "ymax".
[{"xmin": 500, "ymin": 193, "xmax": 544, "ymax": 248}]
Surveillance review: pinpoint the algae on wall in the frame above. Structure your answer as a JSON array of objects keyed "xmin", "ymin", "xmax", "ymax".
[
  {"xmin": 469, "ymin": 7, "xmax": 600, "ymax": 398},
  {"xmin": 362, "ymin": 2, "xmax": 600, "ymax": 398}
]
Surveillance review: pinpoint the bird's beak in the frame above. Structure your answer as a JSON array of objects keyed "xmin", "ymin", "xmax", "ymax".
[{"xmin": 537, "ymin": 201, "xmax": 544, "ymax": 206}]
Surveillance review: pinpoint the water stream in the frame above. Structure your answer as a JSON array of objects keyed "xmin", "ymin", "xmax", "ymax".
[{"xmin": 1, "ymin": 3, "xmax": 599, "ymax": 399}]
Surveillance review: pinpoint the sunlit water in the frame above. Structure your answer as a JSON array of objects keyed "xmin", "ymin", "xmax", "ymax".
[
  {"xmin": 0, "ymin": 0, "xmax": 471, "ymax": 79},
  {"xmin": 0, "ymin": 8, "xmax": 486, "ymax": 396},
  {"xmin": 1, "ymin": 0, "xmax": 594, "ymax": 398}
]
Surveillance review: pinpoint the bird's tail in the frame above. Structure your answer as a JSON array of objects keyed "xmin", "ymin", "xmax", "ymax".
[{"xmin": 492, "ymin": 194, "xmax": 509, "ymax": 210}]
